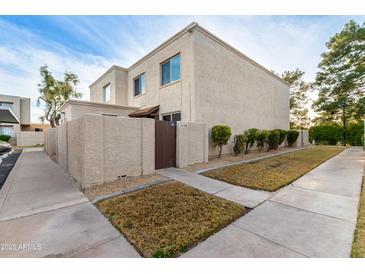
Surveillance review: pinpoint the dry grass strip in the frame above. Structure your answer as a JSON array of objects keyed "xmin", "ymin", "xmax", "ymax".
[
  {"xmin": 97, "ymin": 181, "xmax": 245, "ymax": 257},
  {"xmin": 352, "ymin": 176, "xmax": 365, "ymax": 257},
  {"xmin": 204, "ymin": 146, "xmax": 346, "ymax": 192}
]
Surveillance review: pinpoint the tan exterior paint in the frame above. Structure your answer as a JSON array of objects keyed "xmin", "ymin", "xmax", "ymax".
[
  {"xmin": 0, "ymin": 94, "xmax": 31, "ymax": 145},
  {"xmin": 59, "ymin": 100, "xmax": 138, "ymax": 123},
  {"xmin": 21, "ymin": 123, "xmax": 50, "ymax": 132},
  {"xmin": 89, "ymin": 22, "xmax": 290, "ymax": 156},
  {"xmin": 0, "ymin": 94, "xmax": 31, "ymax": 125},
  {"xmin": 89, "ymin": 66, "xmax": 128, "ymax": 106},
  {"xmin": 16, "ymin": 131, "xmax": 44, "ymax": 147},
  {"xmin": 46, "ymin": 114, "xmax": 155, "ymax": 188},
  {"xmin": 176, "ymin": 122, "xmax": 208, "ymax": 168}
]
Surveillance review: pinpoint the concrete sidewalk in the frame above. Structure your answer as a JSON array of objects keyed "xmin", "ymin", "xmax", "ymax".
[
  {"xmin": 0, "ymin": 150, "xmax": 140, "ymax": 258},
  {"xmin": 180, "ymin": 147, "xmax": 364, "ymax": 257},
  {"xmin": 157, "ymin": 168, "xmax": 272, "ymax": 208}
]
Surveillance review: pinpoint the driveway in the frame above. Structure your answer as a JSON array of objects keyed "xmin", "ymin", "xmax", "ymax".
[
  {"xmin": 0, "ymin": 149, "xmax": 139, "ymax": 258},
  {"xmin": 176, "ymin": 147, "xmax": 364, "ymax": 258}
]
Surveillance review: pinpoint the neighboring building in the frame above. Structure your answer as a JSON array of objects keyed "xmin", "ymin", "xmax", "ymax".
[
  {"xmin": 0, "ymin": 94, "xmax": 49, "ymax": 145},
  {"xmin": 86, "ymin": 22, "xmax": 290, "ymax": 156}
]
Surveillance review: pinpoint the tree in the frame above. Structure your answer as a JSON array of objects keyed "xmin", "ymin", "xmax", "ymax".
[
  {"xmin": 37, "ymin": 65, "xmax": 82, "ymax": 127},
  {"xmin": 281, "ymin": 69, "xmax": 311, "ymax": 129},
  {"xmin": 243, "ymin": 128, "xmax": 259, "ymax": 154},
  {"xmin": 313, "ymin": 20, "xmax": 365, "ymax": 145},
  {"xmin": 211, "ymin": 125, "xmax": 232, "ymax": 158}
]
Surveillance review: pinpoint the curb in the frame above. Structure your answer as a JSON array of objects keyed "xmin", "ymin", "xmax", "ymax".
[
  {"xmin": 92, "ymin": 178, "xmax": 173, "ymax": 204},
  {"xmin": 196, "ymin": 147, "xmax": 308, "ymax": 174}
]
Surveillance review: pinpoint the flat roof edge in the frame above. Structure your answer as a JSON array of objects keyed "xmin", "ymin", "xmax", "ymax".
[{"xmin": 59, "ymin": 100, "xmax": 138, "ymax": 112}]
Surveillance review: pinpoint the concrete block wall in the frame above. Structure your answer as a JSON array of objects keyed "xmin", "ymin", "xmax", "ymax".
[
  {"xmin": 66, "ymin": 114, "xmax": 155, "ymax": 188},
  {"xmin": 56, "ymin": 123, "xmax": 67, "ymax": 171},
  {"xmin": 176, "ymin": 122, "xmax": 208, "ymax": 168},
  {"xmin": 44, "ymin": 128, "xmax": 57, "ymax": 161},
  {"xmin": 16, "ymin": 131, "xmax": 44, "ymax": 146},
  {"xmin": 293, "ymin": 129, "xmax": 309, "ymax": 148}
]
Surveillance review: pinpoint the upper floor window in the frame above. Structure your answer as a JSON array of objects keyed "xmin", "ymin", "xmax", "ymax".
[
  {"xmin": 134, "ymin": 73, "xmax": 146, "ymax": 96},
  {"xmin": 0, "ymin": 102, "xmax": 13, "ymax": 110},
  {"xmin": 103, "ymin": 83, "xmax": 111, "ymax": 102},
  {"xmin": 161, "ymin": 54, "xmax": 180, "ymax": 86}
]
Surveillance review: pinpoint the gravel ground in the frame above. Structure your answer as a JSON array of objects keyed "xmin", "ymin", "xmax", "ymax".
[
  {"xmin": 184, "ymin": 147, "xmax": 303, "ymax": 172},
  {"xmin": 84, "ymin": 173, "xmax": 168, "ymax": 201}
]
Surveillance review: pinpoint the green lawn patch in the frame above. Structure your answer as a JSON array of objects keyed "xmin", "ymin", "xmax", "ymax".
[
  {"xmin": 204, "ymin": 146, "xmax": 346, "ymax": 192},
  {"xmin": 97, "ymin": 181, "xmax": 245, "ymax": 257},
  {"xmin": 352, "ymin": 176, "xmax": 365, "ymax": 258}
]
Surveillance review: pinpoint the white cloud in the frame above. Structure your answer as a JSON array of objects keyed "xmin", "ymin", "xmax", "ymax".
[
  {"xmin": 0, "ymin": 16, "xmax": 359, "ymax": 123},
  {"xmin": 0, "ymin": 18, "xmax": 114, "ymax": 122}
]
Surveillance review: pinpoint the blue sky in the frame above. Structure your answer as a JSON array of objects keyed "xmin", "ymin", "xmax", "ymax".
[{"xmin": 0, "ymin": 15, "xmax": 363, "ymax": 122}]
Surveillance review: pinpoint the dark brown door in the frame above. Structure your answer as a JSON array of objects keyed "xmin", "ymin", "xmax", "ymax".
[{"xmin": 155, "ymin": 120, "xmax": 176, "ymax": 169}]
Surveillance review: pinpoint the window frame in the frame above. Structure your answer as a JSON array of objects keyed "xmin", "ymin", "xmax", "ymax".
[
  {"xmin": 0, "ymin": 102, "xmax": 14, "ymax": 110},
  {"xmin": 160, "ymin": 53, "xmax": 181, "ymax": 87},
  {"xmin": 161, "ymin": 111, "xmax": 181, "ymax": 122},
  {"xmin": 133, "ymin": 73, "xmax": 146, "ymax": 97},
  {"xmin": 103, "ymin": 83, "xmax": 111, "ymax": 102}
]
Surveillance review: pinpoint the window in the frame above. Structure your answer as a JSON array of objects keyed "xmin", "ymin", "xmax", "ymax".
[
  {"xmin": 103, "ymin": 83, "xmax": 111, "ymax": 102},
  {"xmin": 0, "ymin": 102, "xmax": 13, "ymax": 110},
  {"xmin": 134, "ymin": 73, "xmax": 146, "ymax": 96},
  {"xmin": 161, "ymin": 54, "xmax": 180, "ymax": 85},
  {"xmin": 0, "ymin": 126, "xmax": 14, "ymax": 137},
  {"xmin": 162, "ymin": 112, "xmax": 181, "ymax": 122}
]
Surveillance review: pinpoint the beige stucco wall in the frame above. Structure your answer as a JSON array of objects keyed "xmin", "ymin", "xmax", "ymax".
[
  {"xmin": 67, "ymin": 117, "xmax": 84, "ymax": 184},
  {"xmin": 56, "ymin": 123, "xmax": 67, "ymax": 171},
  {"xmin": 0, "ymin": 94, "xmax": 30, "ymax": 125},
  {"xmin": 66, "ymin": 114, "xmax": 155, "ymax": 188},
  {"xmin": 60, "ymin": 100, "xmax": 137, "ymax": 123},
  {"xmin": 16, "ymin": 131, "xmax": 44, "ymax": 146},
  {"xmin": 90, "ymin": 66, "xmax": 128, "ymax": 106},
  {"xmin": 127, "ymin": 31, "xmax": 195, "ymax": 121},
  {"xmin": 191, "ymin": 30, "xmax": 290, "ymax": 156},
  {"xmin": 293, "ymin": 129, "xmax": 309, "ymax": 148},
  {"xmin": 176, "ymin": 122, "xmax": 208, "ymax": 168},
  {"xmin": 44, "ymin": 128, "xmax": 57, "ymax": 161}
]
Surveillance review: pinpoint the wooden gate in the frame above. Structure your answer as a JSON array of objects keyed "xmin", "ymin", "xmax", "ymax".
[{"xmin": 155, "ymin": 120, "xmax": 176, "ymax": 169}]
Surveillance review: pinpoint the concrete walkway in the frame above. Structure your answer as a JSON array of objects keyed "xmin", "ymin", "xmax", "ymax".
[
  {"xmin": 0, "ymin": 150, "xmax": 140, "ymax": 258},
  {"xmin": 157, "ymin": 168, "xmax": 272, "ymax": 208},
  {"xmin": 170, "ymin": 147, "xmax": 364, "ymax": 258}
]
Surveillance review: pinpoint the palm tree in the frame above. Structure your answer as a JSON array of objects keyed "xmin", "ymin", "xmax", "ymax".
[{"xmin": 37, "ymin": 65, "xmax": 82, "ymax": 127}]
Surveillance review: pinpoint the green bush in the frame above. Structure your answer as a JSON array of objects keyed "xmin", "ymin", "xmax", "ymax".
[
  {"xmin": 211, "ymin": 125, "xmax": 232, "ymax": 158},
  {"xmin": 309, "ymin": 121, "xmax": 364, "ymax": 146},
  {"xmin": 346, "ymin": 122, "xmax": 364, "ymax": 146},
  {"xmin": 277, "ymin": 129, "xmax": 287, "ymax": 145},
  {"xmin": 233, "ymin": 134, "xmax": 246, "ymax": 155},
  {"xmin": 256, "ymin": 130, "xmax": 269, "ymax": 151},
  {"xmin": 243, "ymin": 128, "xmax": 259, "ymax": 154},
  {"xmin": 267, "ymin": 129, "xmax": 281, "ymax": 151},
  {"xmin": 287, "ymin": 130, "xmax": 300, "ymax": 147},
  {"xmin": 309, "ymin": 122, "xmax": 343, "ymax": 145},
  {"xmin": 0, "ymin": 135, "xmax": 11, "ymax": 142}
]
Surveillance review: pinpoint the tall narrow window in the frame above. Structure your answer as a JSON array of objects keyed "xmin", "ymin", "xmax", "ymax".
[
  {"xmin": 134, "ymin": 73, "xmax": 146, "ymax": 96},
  {"xmin": 161, "ymin": 54, "xmax": 180, "ymax": 86},
  {"xmin": 103, "ymin": 83, "xmax": 111, "ymax": 102}
]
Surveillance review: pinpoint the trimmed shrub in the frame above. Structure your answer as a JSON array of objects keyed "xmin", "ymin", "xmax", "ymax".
[
  {"xmin": 0, "ymin": 135, "xmax": 11, "ymax": 142},
  {"xmin": 233, "ymin": 134, "xmax": 246, "ymax": 155},
  {"xmin": 346, "ymin": 122, "xmax": 364, "ymax": 146},
  {"xmin": 277, "ymin": 129, "xmax": 287, "ymax": 145},
  {"xmin": 243, "ymin": 128, "xmax": 259, "ymax": 154},
  {"xmin": 211, "ymin": 125, "xmax": 232, "ymax": 158},
  {"xmin": 267, "ymin": 129, "xmax": 281, "ymax": 151},
  {"xmin": 256, "ymin": 130, "xmax": 269, "ymax": 151},
  {"xmin": 309, "ymin": 122, "xmax": 343, "ymax": 145},
  {"xmin": 287, "ymin": 130, "xmax": 300, "ymax": 147}
]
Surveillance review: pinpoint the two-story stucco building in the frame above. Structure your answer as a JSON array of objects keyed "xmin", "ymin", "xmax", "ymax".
[
  {"xmin": 86, "ymin": 22, "xmax": 290, "ymax": 156},
  {"xmin": 0, "ymin": 94, "xmax": 50, "ymax": 145}
]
